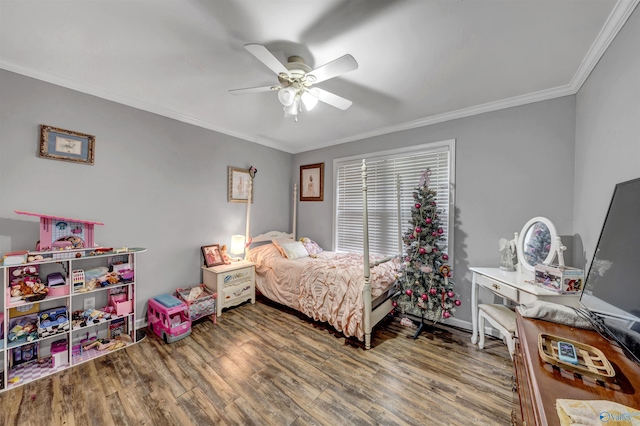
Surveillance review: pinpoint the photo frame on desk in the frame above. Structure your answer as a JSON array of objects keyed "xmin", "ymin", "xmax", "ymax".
[
  {"xmin": 202, "ymin": 244, "xmax": 225, "ymax": 267},
  {"xmin": 39, "ymin": 125, "xmax": 95, "ymax": 165},
  {"xmin": 300, "ymin": 163, "xmax": 324, "ymax": 201}
]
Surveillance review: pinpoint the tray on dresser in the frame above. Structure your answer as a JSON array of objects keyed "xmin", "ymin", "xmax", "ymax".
[{"xmin": 538, "ymin": 333, "xmax": 616, "ymax": 381}]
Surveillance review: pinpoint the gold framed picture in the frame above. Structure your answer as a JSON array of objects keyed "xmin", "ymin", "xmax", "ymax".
[{"xmin": 39, "ymin": 125, "xmax": 95, "ymax": 165}]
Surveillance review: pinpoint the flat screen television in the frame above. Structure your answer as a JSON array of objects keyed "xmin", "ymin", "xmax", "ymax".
[{"xmin": 580, "ymin": 177, "xmax": 640, "ymax": 363}]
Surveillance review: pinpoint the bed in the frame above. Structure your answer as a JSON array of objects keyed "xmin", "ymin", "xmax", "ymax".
[{"xmin": 244, "ymin": 160, "xmax": 401, "ymax": 349}]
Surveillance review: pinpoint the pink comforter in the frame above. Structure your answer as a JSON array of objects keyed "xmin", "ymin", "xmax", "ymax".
[{"xmin": 247, "ymin": 244, "xmax": 399, "ymax": 340}]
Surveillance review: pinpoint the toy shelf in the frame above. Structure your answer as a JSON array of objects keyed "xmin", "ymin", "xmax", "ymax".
[
  {"xmin": 1, "ymin": 247, "xmax": 145, "ymax": 393},
  {"xmin": 72, "ymin": 341, "xmax": 132, "ymax": 366},
  {"xmin": 73, "ymin": 281, "xmax": 132, "ymax": 296},
  {"xmin": 72, "ymin": 312, "xmax": 133, "ymax": 332},
  {"xmin": 6, "ymin": 357, "xmax": 69, "ymax": 390}
]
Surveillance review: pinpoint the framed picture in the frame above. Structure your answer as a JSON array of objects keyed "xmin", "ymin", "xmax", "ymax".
[
  {"xmin": 202, "ymin": 244, "xmax": 225, "ymax": 267},
  {"xmin": 39, "ymin": 125, "xmax": 95, "ymax": 165},
  {"xmin": 228, "ymin": 166, "xmax": 254, "ymax": 203},
  {"xmin": 300, "ymin": 163, "xmax": 324, "ymax": 201}
]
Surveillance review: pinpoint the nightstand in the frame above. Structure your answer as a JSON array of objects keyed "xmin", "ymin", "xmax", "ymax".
[{"xmin": 202, "ymin": 261, "xmax": 255, "ymax": 317}]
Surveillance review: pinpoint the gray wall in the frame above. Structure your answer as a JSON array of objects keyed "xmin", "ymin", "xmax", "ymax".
[
  {"xmin": 0, "ymin": 70, "xmax": 292, "ymax": 322},
  {"xmin": 574, "ymin": 6, "xmax": 640, "ymax": 270},
  {"xmin": 294, "ymin": 97, "xmax": 577, "ymax": 326}
]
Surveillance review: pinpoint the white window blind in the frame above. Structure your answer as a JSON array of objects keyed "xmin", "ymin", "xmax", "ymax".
[{"xmin": 334, "ymin": 141, "xmax": 454, "ymax": 258}]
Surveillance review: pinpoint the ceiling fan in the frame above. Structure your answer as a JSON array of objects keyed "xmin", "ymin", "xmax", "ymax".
[{"xmin": 229, "ymin": 44, "xmax": 358, "ymax": 121}]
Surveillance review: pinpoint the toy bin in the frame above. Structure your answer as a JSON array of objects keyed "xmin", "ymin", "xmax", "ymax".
[
  {"xmin": 50, "ymin": 339, "xmax": 69, "ymax": 368},
  {"xmin": 175, "ymin": 284, "xmax": 217, "ymax": 323},
  {"xmin": 38, "ymin": 306, "xmax": 70, "ymax": 338},
  {"xmin": 109, "ymin": 293, "xmax": 133, "ymax": 316},
  {"xmin": 147, "ymin": 294, "xmax": 191, "ymax": 344}
]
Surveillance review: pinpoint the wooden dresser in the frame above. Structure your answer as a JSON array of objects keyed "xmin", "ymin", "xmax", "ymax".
[{"xmin": 513, "ymin": 312, "xmax": 640, "ymax": 425}]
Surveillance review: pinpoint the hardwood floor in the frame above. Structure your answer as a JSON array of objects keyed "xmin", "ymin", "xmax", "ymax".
[{"xmin": 1, "ymin": 297, "xmax": 514, "ymax": 425}]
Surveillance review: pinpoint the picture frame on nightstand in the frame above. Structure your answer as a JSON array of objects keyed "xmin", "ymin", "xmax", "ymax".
[{"xmin": 202, "ymin": 244, "xmax": 225, "ymax": 267}]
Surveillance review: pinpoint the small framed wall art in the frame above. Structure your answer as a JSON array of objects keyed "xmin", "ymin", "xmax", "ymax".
[
  {"xmin": 202, "ymin": 244, "xmax": 225, "ymax": 267},
  {"xmin": 39, "ymin": 125, "xmax": 96, "ymax": 165},
  {"xmin": 228, "ymin": 166, "xmax": 254, "ymax": 203},
  {"xmin": 300, "ymin": 162, "xmax": 324, "ymax": 201}
]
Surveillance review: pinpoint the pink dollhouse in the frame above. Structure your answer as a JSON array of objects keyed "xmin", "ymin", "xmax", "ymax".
[{"xmin": 15, "ymin": 211, "xmax": 104, "ymax": 252}]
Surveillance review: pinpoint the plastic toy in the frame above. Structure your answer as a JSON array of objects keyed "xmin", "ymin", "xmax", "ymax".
[
  {"xmin": 14, "ymin": 210, "xmax": 104, "ymax": 252},
  {"xmin": 148, "ymin": 294, "xmax": 191, "ymax": 343}
]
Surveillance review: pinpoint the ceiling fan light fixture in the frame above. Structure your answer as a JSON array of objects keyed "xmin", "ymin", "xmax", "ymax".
[
  {"xmin": 283, "ymin": 97, "xmax": 300, "ymax": 116},
  {"xmin": 278, "ymin": 87, "xmax": 296, "ymax": 106},
  {"xmin": 301, "ymin": 89, "xmax": 319, "ymax": 112}
]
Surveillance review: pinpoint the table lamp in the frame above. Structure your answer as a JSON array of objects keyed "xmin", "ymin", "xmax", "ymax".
[{"xmin": 230, "ymin": 235, "xmax": 246, "ymax": 261}]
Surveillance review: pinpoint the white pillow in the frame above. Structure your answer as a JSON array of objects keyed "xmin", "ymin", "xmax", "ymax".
[
  {"xmin": 280, "ymin": 241, "xmax": 309, "ymax": 260},
  {"xmin": 272, "ymin": 238, "xmax": 295, "ymax": 257}
]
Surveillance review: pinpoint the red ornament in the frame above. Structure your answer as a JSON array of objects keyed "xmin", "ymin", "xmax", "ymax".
[
  {"xmin": 419, "ymin": 247, "xmax": 426, "ymax": 255},
  {"xmin": 392, "ymin": 301, "xmax": 398, "ymax": 307},
  {"xmin": 454, "ymin": 300, "xmax": 461, "ymax": 306},
  {"xmin": 409, "ymin": 234, "xmax": 415, "ymax": 240},
  {"xmin": 442, "ymin": 254, "xmax": 449, "ymax": 260},
  {"xmin": 415, "ymin": 227, "xmax": 422, "ymax": 233},
  {"xmin": 443, "ymin": 311, "xmax": 451, "ymax": 318},
  {"xmin": 431, "ymin": 231, "xmax": 437, "ymax": 237},
  {"xmin": 432, "ymin": 247, "xmax": 438, "ymax": 252},
  {"xmin": 405, "ymin": 289, "xmax": 413, "ymax": 296},
  {"xmin": 415, "ymin": 203, "xmax": 421, "ymax": 209},
  {"xmin": 437, "ymin": 228, "xmax": 444, "ymax": 234},
  {"xmin": 421, "ymin": 294, "xmax": 428, "ymax": 300},
  {"xmin": 425, "ymin": 218, "xmax": 432, "ymax": 224},
  {"xmin": 447, "ymin": 291, "xmax": 455, "ymax": 298},
  {"xmin": 429, "ymin": 288, "xmax": 437, "ymax": 295},
  {"xmin": 432, "ymin": 202, "xmax": 437, "ymax": 206}
]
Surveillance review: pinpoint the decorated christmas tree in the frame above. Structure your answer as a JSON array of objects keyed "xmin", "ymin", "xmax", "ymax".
[
  {"xmin": 394, "ymin": 169, "xmax": 460, "ymax": 327},
  {"xmin": 523, "ymin": 222, "xmax": 551, "ymax": 266}
]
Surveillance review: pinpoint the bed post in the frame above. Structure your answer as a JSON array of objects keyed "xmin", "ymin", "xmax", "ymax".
[
  {"xmin": 362, "ymin": 159, "xmax": 372, "ymax": 349},
  {"xmin": 245, "ymin": 177, "xmax": 253, "ymax": 254},
  {"xmin": 293, "ymin": 184, "xmax": 297, "ymax": 241},
  {"xmin": 397, "ymin": 175, "xmax": 402, "ymax": 255}
]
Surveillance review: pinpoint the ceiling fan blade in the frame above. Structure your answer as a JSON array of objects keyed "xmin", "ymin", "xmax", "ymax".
[
  {"xmin": 311, "ymin": 88, "xmax": 353, "ymax": 110},
  {"xmin": 307, "ymin": 54, "xmax": 358, "ymax": 84},
  {"xmin": 229, "ymin": 85, "xmax": 280, "ymax": 95},
  {"xmin": 244, "ymin": 44, "xmax": 289, "ymax": 76}
]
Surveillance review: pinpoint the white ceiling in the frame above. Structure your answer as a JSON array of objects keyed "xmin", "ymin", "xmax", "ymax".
[{"xmin": 1, "ymin": 0, "xmax": 636, "ymax": 154}]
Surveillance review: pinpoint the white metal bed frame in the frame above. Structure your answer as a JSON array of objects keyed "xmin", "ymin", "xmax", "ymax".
[{"xmin": 245, "ymin": 160, "xmax": 401, "ymax": 349}]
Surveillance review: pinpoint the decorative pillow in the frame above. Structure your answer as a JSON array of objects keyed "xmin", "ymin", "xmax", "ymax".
[
  {"xmin": 272, "ymin": 238, "xmax": 295, "ymax": 257},
  {"xmin": 280, "ymin": 241, "xmax": 309, "ymax": 260}
]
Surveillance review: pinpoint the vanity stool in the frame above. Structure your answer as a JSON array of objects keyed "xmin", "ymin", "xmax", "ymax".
[{"xmin": 478, "ymin": 304, "xmax": 516, "ymax": 359}]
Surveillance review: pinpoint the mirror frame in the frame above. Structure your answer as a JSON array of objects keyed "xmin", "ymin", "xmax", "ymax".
[{"xmin": 517, "ymin": 216, "xmax": 560, "ymax": 273}]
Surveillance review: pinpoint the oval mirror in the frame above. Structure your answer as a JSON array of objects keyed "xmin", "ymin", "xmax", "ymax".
[{"xmin": 517, "ymin": 216, "xmax": 559, "ymax": 273}]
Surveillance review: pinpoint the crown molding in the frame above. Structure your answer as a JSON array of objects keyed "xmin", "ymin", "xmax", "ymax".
[
  {"xmin": 295, "ymin": 84, "xmax": 576, "ymax": 154},
  {"xmin": 0, "ymin": 61, "xmax": 287, "ymax": 152},
  {"xmin": 569, "ymin": 0, "xmax": 640, "ymax": 93}
]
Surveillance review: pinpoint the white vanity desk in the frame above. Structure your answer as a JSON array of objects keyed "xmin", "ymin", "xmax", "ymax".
[{"xmin": 470, "ymin": 267, "xmax": 581, "ymax": 344}]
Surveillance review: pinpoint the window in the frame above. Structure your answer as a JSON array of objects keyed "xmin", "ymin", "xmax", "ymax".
[{"xmin": 334, "ymin": 140, "xmax": 455, "ymax": 259}]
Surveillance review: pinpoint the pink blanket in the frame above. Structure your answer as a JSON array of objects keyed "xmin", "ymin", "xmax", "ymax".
[{"xmin": 247, "ymin": 244, "xmax": 399, "ymax": 340}]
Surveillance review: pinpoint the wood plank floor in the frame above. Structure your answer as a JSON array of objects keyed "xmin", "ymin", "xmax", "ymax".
[{"xmin": 1, "ymin": 297, "xmax": 514, "ymax": 425}]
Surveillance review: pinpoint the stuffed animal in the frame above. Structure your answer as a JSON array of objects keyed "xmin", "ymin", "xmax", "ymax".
[{"xmin": 219, "ymin": 245, "xmax": 232, "ymax": 264}]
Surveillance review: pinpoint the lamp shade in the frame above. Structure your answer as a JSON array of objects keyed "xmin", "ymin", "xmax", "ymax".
[
  {"xmin": 230, "ymin": 235, "xmax": 246, "ymax": 255},
  {"xmin": 283, "ymin": 97, "xmax": 300, "ymax": 115},
  {"xmin": 278, "ymin": 87, "xmax": 296, "ymax": 106},
  {"xmin": 301, "ymin": 89, "xmax": 319, "ymax": 111}
]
